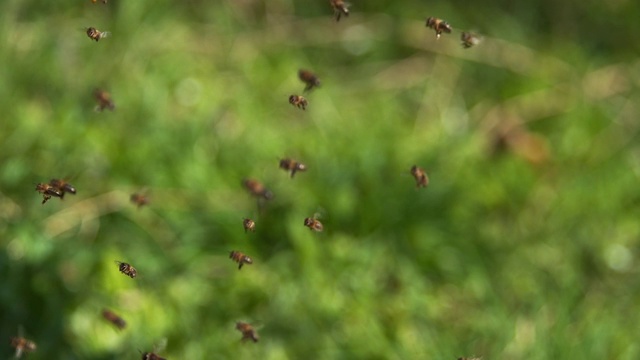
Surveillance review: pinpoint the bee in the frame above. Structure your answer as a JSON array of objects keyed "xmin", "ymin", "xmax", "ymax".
[
  {"xmin": 298, "ymin": 69, "xmax": 321, "ymax": 92},
  {"xmin": 115, "ymin": 261, "xmax": 137, "ymax": 278},
  {"xmin": 242, "ymin": 218, "xmax": 256, "ymax": 233},
  {"xmin": 35, "ymin": 183, "xmax": 63, "ymax": 204},
  {"xmin": 410, "ymin": 165, "xmax": 429, "ymax": 188},
  {"xmin": 102, "ymin": 309, "xmax": 126, "ymax": 330},
  {"xmin": 141, "ymin": 352, "xmax": 167, "ymax": 360},
  {"xmin": 330, "ymin": 0, "xmax": 350, "ymax": 21},
  {"xmin": 242, "ymin": 178, "xmax": 274, "ymax": 200},
  {"xmin": 425, "ymin": 17, "xmax": 452, "ymax": 39},
  {"xmin": 279, "ymin": 158, "xmax": 307, "ymax": 178},
  {"xmin": 460, "ymin": 32, "xmax": 481, "ymax": 48},
  {"xmin": 49, "ymin": 179, "xmax": 77, "ymax": 199},
  {"xmin": 86, "ymin": 27, "xmax": 110, "ymax": 42},
  {"xmin": 94, "ymin": 88, "xmax": 115, "ymax": 111},
  {"xmin": 130, "ymin": 193, "xmax": 150, "ymax": 208},
  {"xmin": 289, "ymin": 95, "xmax": 308, "ymax": 110},
  {"xmin": 10, "ymin": 337, "xmax": 36, "ymax": 358},
  {"xmin": 304, "ymin": 215, "xmax": 323, "ymax": 232},
  {"xmin": 229, "ymin": 251, "xmax": 253, "ymax": 270},
  {"xmin": 236, "ymin": 322, "xmax": 259, "ymax": 343}
]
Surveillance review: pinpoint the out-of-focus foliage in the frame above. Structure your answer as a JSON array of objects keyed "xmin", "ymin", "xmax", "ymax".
[{"xmin": 1, "ymin": 0, "xmax": 640, "ymax": 359}]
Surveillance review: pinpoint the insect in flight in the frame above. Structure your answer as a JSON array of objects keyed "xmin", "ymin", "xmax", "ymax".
[
  {"xmin": 236, "ymin": 321, "xmax": 259, "ymax": 342},
  {"xmin": 102, "ymin": 309, "xmax": 126, "ymax": 330},
  {"xmin": 289, "ymin": 95, "xmax": 308, "ymax": 110},
  {"xmin": 115, "ymin": 261, "xmax": 137, "ymax": 278},
  {"xmin": 298, "ymin": 69, "xmax": 321, "ymax": 92},
  {"xmin": 242, "ymin": 178, "xmax": 273, "ymax": 200},
  {"xmin": 130, "ymin": 193, "xmax": 150, "ymax": 208},
  {"xmin": 304, "ymin": 215, "xmax": 324, "ymax": 232},
  {"xmin": 410, "ymin": 165, "xmax": 429, "ymax": 188},
  {"xmin": 229, "ymin": 251, "xmax": 253, "ymax": 270},
  {"xmin": 48, "ymin": 179, "xmax": 77, "ymax": 199},
  {"xmin": 279, "ymin": 158, "xmax": 307, "ymax": 178},
  {"xmin": 330, "ymin": 0, "xmax": 350, "ymax": 21},
  {"xmin": 35, "ymin": 183, "xmax": 63, "ymax": 204},
  {"xmin": 425, "ymin": 17, "xmax": 452, "ymax": 39},
  {"xmin": 86, "ymin": 27, "xmax": 110, "ymax": 42},
  {"xmin": 243, "ymin": 218, "xmax": 256, "ymax": 233},
  {"xmin": 10, "ymin": 336, "xmax": 36, "ymax": 358},
  {"xmin": 460, "ymin": 32, "xmax": 481, "ymax": 48},
  {"xmin": 94, "ymin": 88, "xmax": 115, "ymax": 111}
]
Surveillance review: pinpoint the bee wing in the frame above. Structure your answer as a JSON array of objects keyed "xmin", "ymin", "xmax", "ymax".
[
  {"xmin": 100, "ymin": 31, "xmax": 111, "ymax": 39},
  {"xmin": 15, "ymin": 347, "xmax": 23, "ymax": 359}
]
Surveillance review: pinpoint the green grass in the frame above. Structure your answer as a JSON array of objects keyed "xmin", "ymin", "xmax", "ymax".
[{"xmin": 1, "ymin": 0, "xmax": 640, "ymax": 359}]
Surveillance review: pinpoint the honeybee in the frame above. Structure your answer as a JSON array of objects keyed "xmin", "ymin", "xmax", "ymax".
[
  {"xmin": 102, "ymin": 309, "xmax": 126, "ymax": 330},
  {"xmin": 460, "ymin": 32, "xmax": 481, "ymax": 48},
  {"xmin": 279, "ymin": 158, "xmax": 307, "ymax": 178},
  {"xmin": 243, "ymin": 218, "xmax": 256, "ymax": 233},
  {"xmin": 425, "ymin": 17, "xmax": 452, "ymax": 39},
  {"xmin": 330, "ymin": 0, "xmax": 350, "ymax": 21},
  {"xmin": 242, "ymin": 178, "xmax": 274, "ymax": 200},
  {"xmin": 35, "ymin": 183, "xmax": 63, "ymax": 204},
  {"xmin": 304, "ymin": 215, "xmax": 323, "ymax": 232},
  {"xmin": 298, "ymin": 69, "xmax": 321, "ymax": 92},
  {"xmin": 410, "ymin": 165, "xmax": 429, "ymax": 188},
  {"xmin": 289, "ymin": 95, "xmax": 308, "ymax": 110},
  {"xmin": 229, "ymin": 251, "xmax": 253, "ymax": 270},
  {"xmin": 94, "ymin": 88, "xmax": 115, "ymax": 111},
  {"xmin": 115, "ymin": 261, "xmax": 137, "ymax": 278},
  {"xmin": 10, "ymin": 336, "xmax": 36, "ymax": 358},
  {"xmin": 86, "ymin": 27, "xmax": 110, "ymax": 42},
  {"xmin": 236, "ymin": 322, "xmax": 259, "ymax": 343},
  {"xmin": 130, "ymin": 193, "xmax": 150, "ymax": 208},
  {"xmin": 141, "ymin": 352, "xmax": 166, "ymax": 360},
  {"xmin": 49, "ymin": 179, "xmax": 77, "ymax": 199}
]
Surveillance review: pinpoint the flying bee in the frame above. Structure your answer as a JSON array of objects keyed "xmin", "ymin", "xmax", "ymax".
[
  {"xmin": 35, "ymin": 183, "xmax": 63, "ymax": 204},
  {"xmin": 102, "ymin": 309, "xmax": 126, "ymax": 330},
  {"xmin": 279, "ymin": 158, "xmax": 307, "ymax": 178},
  {"xmin": 229, "ymin": 251, "xmax": 253, "ymax": 270},
  {"xmin": 460, "ymin": 32, "xmax": 481, "ymax": 48},
  {"xmin": 425, "ymin": 17, "xmax": 452, "ymax": 39},
  {"xmin": 49, "ymin": 179, "xmax": 77, "ymax": 199},
  {"xmin": 86, "ymin": 27, "xmax": 110, "ymax": 42},
  {"xmin": 94, "ymin": 88, "xmax": 115, "ymax": 111},
  {"xmin": 243, "ymin": 218, "xmax": 256, "ymax": 233},
  {"xmin": 289, "ymin": 95, "xmax": 308, "ymax": 110},
  {"xmin": 236, "ymin": 322, "xmax": 259, "ymax": 343},
  {"xmin": 330, "ymin": 0, "xmax": 350, "ymax": 21},
  {"xmin": 304, "ymin": 215, "xmax": 324, "ymax": 232},
  {"xmin": 298, "ymin": 69, "xmax": 321, "ymax": 92},
  {"xmin": 242, "ymin": 178, "xmax": 273, "ymax": 200},
  {"xmin": 10, "ymin": 337, "xmax": 36, "ymax": 358},
  {"xmin": 410, "ymin": 165, "xmax": 429, "ymax": 188},
  {"xmin": 115, "ymin": 261, "xmax": 137, "ymax": 278},
  {"xmin": 130, "ymin": 193, "xmax": 150, "ymax": 208}
]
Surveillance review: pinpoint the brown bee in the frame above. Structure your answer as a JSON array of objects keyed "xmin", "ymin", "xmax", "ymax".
[
  {"xmin": 10, "ymin": 337, "xmax": 36, "ymax": 358},
  {"xmin": 289, "ymin": 95, "xmax": 308, "ymax": 110},
  {"xmin": 304, "ymin": 216, "xmax": 323, "ymax": 232},
  {"xmin": 279, "ymin": 158, "xmax": 307, "ymax": 178},
  {"xmin": 35, "ymin": 183, "xmax": 63, "ymax": 204},
  {"xmin": 236, "ymin": 322, "xmax": 259, "ymax": 343},
  {"xmin": 330, "ymin": 0, "xmax": 350, "ymax": 21},
  {"xmin": 298, "ymin": 69, "xmax": 321, "ymax": 92},
  {"xmin": 425, "ymin": 17, "xmax": 452, "ymax": 39},
  {"xmin": 242, "ymin": 178, "xmax": 274, "ymax": 200},
  {"xmin": 102, "ymin": 309, "xmax": 126, "ymax": 330},
  {"xmin": 130, "ymin": 193, "xmax": 150, "ymax": 208},
  {"xmin": 94, "ymin": 89, "xmax": 115, "ymax": 111},
  {"xmin": 229, "ymin": 251, "xmax": 253, "ymax": 270},
  {"xmin": 86, "ymin": 27, "xmax": 110, "ymax": 42},
  {"xmin": 410, "ymin": 165, "xmax": 429, "ymax": 188},
  {"xmin": 115, "ymin": 261, "xmax": 137, "ymax": 278},
  {"xmin": 49, "ymin": 179, "xmax": 77, "ymax": 199},
  {"xmin": 242, "ymin": 218, "xmax": 256, "ymax": 233},
  {"xmin": 460, "ymin": 32, "xmax": 481, "ymax": 48},
  {"xmin": 141, "ymin": 352, "xmax": 167, "ymax": 360}
]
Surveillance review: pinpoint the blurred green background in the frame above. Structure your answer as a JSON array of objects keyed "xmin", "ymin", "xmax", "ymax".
[{"xmin": 1, "ymin": 0, "xmax": 640, "ymax": 359}]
